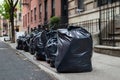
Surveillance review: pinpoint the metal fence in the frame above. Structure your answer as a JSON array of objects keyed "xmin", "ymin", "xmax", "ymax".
[
  {"xmin": 69, "ymin": 1, "xmax": 120, "ymax": 47},
  {"xmin": 99, "ymin": 0, "xmax": 120, "ymax": 46},
  {"xmin": 69, "ymin": 19, "xmax": 100, "ymax": 35}
]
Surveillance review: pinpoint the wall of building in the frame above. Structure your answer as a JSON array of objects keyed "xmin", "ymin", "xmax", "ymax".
[
  {"xmin": 68, "ymin": 0, "xmax": 120, "ymax": 46},
  {"xmin": 29, "ymin": 0, "xmax": 40, "ymax": 28},
  {"xmin": 0, "ymin": 16, "xmax": 9, "ymax": 36},
  {"xmin": 22, "ymin": 0, "xmax": 31, "ymax": 31},
  {"xmin": 68, "ymin": 0, "xmax": 100, "ymax": 46},
  {"xmin": 15, "ymin": 0, "xmax": 24, "ymax": 32},
  {"xmin": 22, "ymin": 0, "xmax": 62, "ymax": 32},
  {"xmin": 68, "ymin": 0, "xmax": 99, "ymax": 23},
  {"xmin": 42, "ymin": 0, "xmax": 63, "ymax": 24}
]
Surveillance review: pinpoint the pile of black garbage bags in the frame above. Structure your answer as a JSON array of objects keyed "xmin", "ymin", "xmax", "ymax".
[{"xmin": 16, "ymin": 26, "xmax": 93, "ymax": 73}]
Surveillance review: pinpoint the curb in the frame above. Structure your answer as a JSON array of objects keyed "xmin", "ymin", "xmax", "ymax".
[
  {"xmin": 19, "ymin": 51, "xmax": 68, "ymax": 80},
  {"xmin": 8, "ymin": 42, "xmax": 68, "ymax": 80}
]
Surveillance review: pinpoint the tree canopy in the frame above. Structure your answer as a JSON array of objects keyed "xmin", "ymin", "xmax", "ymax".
[
  {"xmin": 0, "ymin": 0, "xmax": 10, "ymax": 19},
  {"xmin": 0, "ymin": 0, "xmax": 19, "ymax": 42},
  {"xmin": 0, "ymin": 0, "xmax": 18, "ymax": 20}
]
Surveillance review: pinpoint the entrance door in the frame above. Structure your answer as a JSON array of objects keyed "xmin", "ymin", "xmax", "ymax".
[{"xmin": 61, "ymin": 0, "xmax": 68, "ymax": 26}]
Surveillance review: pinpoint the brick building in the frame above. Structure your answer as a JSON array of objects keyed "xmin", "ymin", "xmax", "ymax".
[
  {"xmin": 15, "ymin": 0, "xmax": 23, "ymax": 32},
  {"xmin": 22, "ymin": 0, "xmax": 68, "ymax": 32},
  {"xmin": 0, "ymin": 17, "xmax": 8, "ymax": 36}
]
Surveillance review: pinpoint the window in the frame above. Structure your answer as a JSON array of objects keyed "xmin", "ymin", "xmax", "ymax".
[
  {"xmin": 77, "ymin": 0, "xmax": 84, "ymax": 10},
  {"xmin": 23, "ymin": 16, "xmax": 24, "ymax": 27},
  {"xmin": 44, "ymin": 0, "xmax": 48, "ymax": 21},
  {"xmin": 23, "ymin": 15, "xmax": 26, "ymax": 27},
  {"xmin": 28, "ymin": 12, "xmax": 29, "ymax": 23},
  {"xmin": 19, "ymin": 0, "xmax": 22, "ymax": 11},
  {"xmin": 34, "ymin": 7, "xmax": 36, "ymax": 21},
  {"xmin": 111, "ymin": 0, "xmax": 119, "ymax": 3},
  {"xmin": 16, "ymin": 26, "xmax": 19, "ymax": 32},
  {"xmin": 19, "ymin": 13, "xmax": 22, "ymax": 21},
  {"xmin": 51, "ymin": 0, "xmax": 55, "ymax": 17},
  {"xmin": 61, "ymin": 0, "xmax": 68, "ymax": 16},
  {"xmin": 97, "ymin": 0, "xmax": 108, "ymax": 6},
  {"xmin": 31, "ymin": 10, "xmax": 33, "ymax": 23},
  {"xmin": 39, "ymin": 4, "xmax": 42, "ymax": 19},
  {"xmin": 25, "ymin": 14, "xmax": 27, "ymax": 27},
  {"xmin": 97, "ymin": 0, "xmax": 118, "ymax": 7}
]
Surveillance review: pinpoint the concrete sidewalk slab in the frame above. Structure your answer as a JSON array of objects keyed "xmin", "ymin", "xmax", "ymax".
[{"xmin": 6, "ymin": 42, "xmax": 120, "ymax": 80}]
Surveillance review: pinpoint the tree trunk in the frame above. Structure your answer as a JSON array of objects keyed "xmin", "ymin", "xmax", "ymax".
[{"xmin": 10, "ymin": 7, "xmax": 15, "ymax": 43}]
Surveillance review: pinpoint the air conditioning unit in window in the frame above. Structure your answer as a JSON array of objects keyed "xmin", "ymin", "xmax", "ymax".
[{"xmin": 76, "ymin": 9, "xmax": 83, "ymax": 13}]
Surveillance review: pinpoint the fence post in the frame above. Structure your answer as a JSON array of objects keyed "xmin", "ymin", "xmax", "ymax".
[
  {"xmin": 99, "ymin": 18, "xmax": 102, "ymax": 45},
  {"xmin": 112, "ymin": 6, "xmax": 116, "ymax": 46},
  {"xmin": 99, "ymin": 0, "xmax": 102, "ymax": 45}
]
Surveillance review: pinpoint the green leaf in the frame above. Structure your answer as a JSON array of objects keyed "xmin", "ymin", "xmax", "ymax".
[{"xmin": 0, "ymin": 0, "xmax": 18, "ymax": 20}]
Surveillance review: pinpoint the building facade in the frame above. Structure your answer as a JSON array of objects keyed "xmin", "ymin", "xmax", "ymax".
[
  {"xmin": 22, "ymin": 0, "xmax": 68, "ymax": 33},
  {"xmin": 0, "ymin": 16, "xmax": 9, "ymax": 36},
  {"xmin": 68, "ymin": 0, "xmax": 120, "ymax": 56},
  {"xmin": 68, "ymin": 0, "xmax": 120, "ymax": 46},
  {"xmin": 14, "ymin": 0, "xmax": 23, "ymax": 32},
  {"xmin": 68, "ymin": 0, "xmax": 99, "ymax": 23},
  {"xmin": 68, "ymin": 0, "xmax": 101, "ymax": 46}
]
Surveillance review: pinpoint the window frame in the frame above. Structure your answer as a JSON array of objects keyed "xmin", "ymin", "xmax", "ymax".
[
  {"xmin": 34, "ymin": 7, "xmax": 37, "ymax": 21},
  {"xmin": 97, "ymin": 0, "xmax": 119, "ymax": 7},
  {"xmin": 28, "ymin": 12, "xmax": 29, "ymax": 24},
  {"xmin": 51, "ymin": 0, "xmax": 55, "ymax": 17},
  {"xmin": 31, "ymin": 10, "xmax": 33, "ymax": 23},
  {"xmin": 39, "ymin": 4, "xmax": 42, "ymax": 19}
]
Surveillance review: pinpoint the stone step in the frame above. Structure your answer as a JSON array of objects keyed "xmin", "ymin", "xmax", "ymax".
[
  {"xmin": 108, "ymin": 32, "xmax": 120, "ymax": 36},
  {"xmin": 102, "ymin": 38, "xmax": 120, "ymax": 42},
  {"xmin": 115, "ymin": 27, "xmax": 120, "ymax": 29},
  {"xmin": 94, "ymin": 45, "xmax": 120, "ymax": 57}
]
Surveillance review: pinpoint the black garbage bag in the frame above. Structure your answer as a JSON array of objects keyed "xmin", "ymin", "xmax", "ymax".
[
  {"xmin": 29, "ymin": 32, "xmax": 38, "ymax": 55},
  {"xmin": 55, "ymin": 26, "xmax": 93, "ymax": 73},
  {"xmin": 16, "ymin": 36, "xmax": 25, "ymax": 50},
  {"xmin": 35, "ymin": 32, "xmax": 46, "ymax": 60},
  {"xmin": 45, "ymin": 30, "xmax": 57, "ymax": 67},
  {"xmin": 16, "ymin": 37, "xmax": 21, "ymax": 50},
  {"xmin": 40, "ymin": 30, "xmax": 49, "ymax": 61},
  {"xmin": 22, "ymin": 35, "xmax": 30, "ymax": 52},
  {"xmin": 45, "ymin": 37, "xmax": 57, "ymax": 67}
]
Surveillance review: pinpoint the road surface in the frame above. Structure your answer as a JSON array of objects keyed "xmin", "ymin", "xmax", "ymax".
[{"xmin": 0, "ymin": 41, "xmax": 56, "ymax": 80}]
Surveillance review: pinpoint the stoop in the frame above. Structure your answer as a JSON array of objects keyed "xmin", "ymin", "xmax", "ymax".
[{"xmin": 94, "ymin": 45, "xmax": 120, "ymax": 57}]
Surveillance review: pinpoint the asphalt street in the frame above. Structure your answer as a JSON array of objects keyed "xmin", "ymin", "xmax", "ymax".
[{"xmin": 0, "ymin": 41, "xmax": 56, "ymax": 80}]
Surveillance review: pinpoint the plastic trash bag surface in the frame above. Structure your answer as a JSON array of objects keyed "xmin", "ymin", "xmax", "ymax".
[
  {"xmin": 55, "ymin": 26, "xmax": 93, "ymax": 73},
  {"xmin": 45, "ymin": 30, "xmax": 57, "ymax": 66}
]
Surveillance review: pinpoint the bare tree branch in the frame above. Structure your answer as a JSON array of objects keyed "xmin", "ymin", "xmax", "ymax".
[
  {"xmin": 7, "ymin": 0, "xmax": 11, "ymax": 5},
  {"xmin": 13, "ymin": 0, "xmax": 19, "ymax": 8}
]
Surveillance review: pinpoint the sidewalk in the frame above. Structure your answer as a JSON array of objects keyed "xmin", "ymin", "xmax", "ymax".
[
  {"xmin": 5, "ymin": 41, "xmax": 120, "ymax": 80},
  {"xmin": 0, "ymin": 36, "xmax": 10, "ymax": 41}
]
